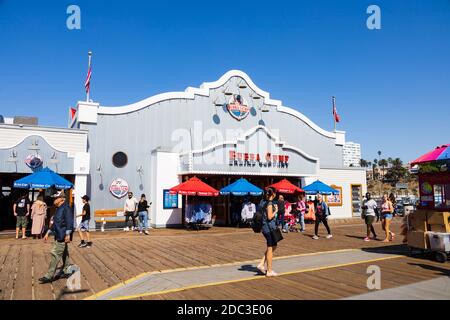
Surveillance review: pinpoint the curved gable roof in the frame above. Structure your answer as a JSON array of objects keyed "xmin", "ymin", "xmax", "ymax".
[{"xmin": 98, "ymin": 70, "xmax": 343, "ymax": 139}]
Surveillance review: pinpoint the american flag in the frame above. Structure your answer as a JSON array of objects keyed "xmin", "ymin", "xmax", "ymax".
[
  {"xmin": 84, "ymin": 64, "xmax": 91, "ymax": 94},
  {"xmin": 332, "ymin": 96, "xmax": 341, "ymax": 123}
]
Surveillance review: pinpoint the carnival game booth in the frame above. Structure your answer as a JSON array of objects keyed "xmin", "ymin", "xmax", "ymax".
[
  {"xmin": 405, "ymin": 145, "xmax": 450, "ymax": 262},
  {"xmin": 220, "ymin": 178, "xmax": 263, "ymax": 227},
  {"xmin": 170, "ymin": 177, "xmax": 219, "ymax": 230}
]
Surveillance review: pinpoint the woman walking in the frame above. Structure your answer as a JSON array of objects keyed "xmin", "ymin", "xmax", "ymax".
[
  {"xmin": 381, "ymin": 194, "xmax": 395, "ymax": 242},
  {"xmin": 31, "ymin": 196, "xmax": 47, "ymax": 239},
  {"xmin": 257, "ymin": 187, "xmax": 281, "ymax": 277},
  {"xmin": 138, "ymin": 194, "xmax": 150, "ymax": 235}
]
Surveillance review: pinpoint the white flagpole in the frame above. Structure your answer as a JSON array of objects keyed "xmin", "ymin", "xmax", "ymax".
[
  {"xmin": 86, "ymin": 51, "xmax": 92, "ymax": 102},
  {"xmin": 332, "ymin": 96, "xmax": 336, "ymax": 131}
]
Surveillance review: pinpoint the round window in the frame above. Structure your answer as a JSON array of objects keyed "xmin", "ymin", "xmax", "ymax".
[{"xmin": 112, "ymin": 152, "xmax": 128, "ymax": 168}]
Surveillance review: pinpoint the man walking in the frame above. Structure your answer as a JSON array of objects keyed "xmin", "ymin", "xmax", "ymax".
[
  {"xmin": 123, "ymin": 192, "xmax": 138, "ymax": 231},
  {"xmin": 76, "ymin": 195, "xmax": 92, "ymax": 248},
  {"xmin": 39, "ymin": 191, "xmax": 74, "ymax": 284},
  {"xmin": 13, "ymin": 194, "xmax": 31, "ymax": 239},
  {"xmin": 362, "ymin": 192, "xmax": 378, "ymax": 241}
]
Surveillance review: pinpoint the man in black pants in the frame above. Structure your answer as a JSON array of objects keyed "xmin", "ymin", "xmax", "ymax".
[{"xmin": 312, "ymin": 194, "xmax": 333, "ymax": 240}]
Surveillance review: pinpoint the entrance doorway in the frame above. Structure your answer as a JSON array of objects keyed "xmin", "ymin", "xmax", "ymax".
[{"xmin": 351, "ymin": 184, "xmax": 363, "ymax": 217}]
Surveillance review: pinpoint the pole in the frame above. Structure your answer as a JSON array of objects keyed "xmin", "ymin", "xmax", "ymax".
[
  {"xmin": 332, "ymin": 96, "xmax": 336, "ymax": 131},
  {"xmin": 86, "ymin": 51, "xmax": 92, "ymax": 102}
]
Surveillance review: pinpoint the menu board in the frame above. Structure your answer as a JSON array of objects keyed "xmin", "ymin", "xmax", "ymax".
[{"xmin": 163, "ymin": 189, "xmax": 179, "ymax": 209}]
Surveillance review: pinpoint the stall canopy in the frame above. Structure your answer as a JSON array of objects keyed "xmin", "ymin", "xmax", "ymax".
[
  {"xmin": 268, "ymin": 179, "xmax": 304, "ymax": 194},
  {"xmin": 411, "ymin": 144, "xmax": 450, "ymax": 165},
  {"xmin": 170, "ymin": 176, "xmax": 219, "ymax": 196},
  {"xmin": 303, "ymin": 180, "xmax": 338, "ymax": 195},
  {"xmin": 13, "ymin": 167, "xmax": 73, "ymax": 189},
  {"xmin": 220, "ymin": 178, "xmax": 263, "ymax": 196}
]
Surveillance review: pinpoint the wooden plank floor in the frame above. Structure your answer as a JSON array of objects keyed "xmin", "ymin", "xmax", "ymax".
[
  {"xmin": 139, "ymin": 257, "xmax": 450, "ymax": 300},
  {"xmin": 1, "ymin": 218, "xmax": 440, "ymax": 300}
]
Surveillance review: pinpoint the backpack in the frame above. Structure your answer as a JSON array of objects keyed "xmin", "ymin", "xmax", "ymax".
[{"xmin": 251, "ymin": 201, "xmax": 268, "ymax": 233}]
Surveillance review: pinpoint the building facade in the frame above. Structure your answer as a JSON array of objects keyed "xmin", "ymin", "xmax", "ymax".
[
  {"xmin": 70, "ymin": 70, "xmax": 367, "ymax": 228},
  {"xmin": 0, "ymin": 124, "xmax": 89, "ymax": 229}
]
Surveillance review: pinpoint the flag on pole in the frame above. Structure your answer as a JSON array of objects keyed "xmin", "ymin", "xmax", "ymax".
[
  {"xmin": 84, "ymin": 63, "xmax": 91, "ymax": 94},
  {"xmin": 70, "ymin": 107, "xmax": 77, "ymax": 120},
  {"xmin": 332, "ymin": 96, "xmax": 341, "ymax": 123}
]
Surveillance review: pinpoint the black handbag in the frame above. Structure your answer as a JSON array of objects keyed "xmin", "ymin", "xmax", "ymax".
[{"xmin": 270, "ymin": 227, "xmax": 284, "ymax": 243}]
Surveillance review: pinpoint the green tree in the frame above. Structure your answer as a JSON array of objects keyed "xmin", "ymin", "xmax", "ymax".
[
  {"xmin": 385, "ymin": 158, "xmax": 407, "ymax": 184},
  {"xmin": 379, "ymin": 159, "xmax": 389, "ymax": 180}
]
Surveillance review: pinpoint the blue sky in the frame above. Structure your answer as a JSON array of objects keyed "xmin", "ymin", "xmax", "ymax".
[{"xmin": 1, "ymin": 0, "xmax": 449, "ymax": 162}]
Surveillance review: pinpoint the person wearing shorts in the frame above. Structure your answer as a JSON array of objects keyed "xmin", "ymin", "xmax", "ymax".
[
  {"xmin": 14, "ymin": 194, "xmax": 31, "ymax": 239},
  {"xmin": 362, "ymin": 193, "xmax": 378, "ymax": 241},
  {"xmin": 76, "ymin": 195, "xmax": 92, "ymax": 248},
  {"xmin": 381, "ymin": 194, "xmax": 395, "ymax": 242},
  {"xmin": 257, "ymin": 187, "xmax": 280, "ymax": 277}
]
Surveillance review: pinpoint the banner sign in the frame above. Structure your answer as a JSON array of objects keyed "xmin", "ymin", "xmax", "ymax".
[{"xmin": 109, "ymin": 178, "xmax": 129, "ymax": 198}]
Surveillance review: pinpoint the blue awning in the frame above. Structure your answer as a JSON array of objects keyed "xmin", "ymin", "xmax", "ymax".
[
  {"xmin": 302, "ymin": 180, "xmax": 338, "ymax": 195},
  {"xmin": 13, "ymin": 167, "xmax": 73, "ymax": 190},
  {"xmin": 220, "ymin": 178, "xmax": 263, "ymax": 196}
]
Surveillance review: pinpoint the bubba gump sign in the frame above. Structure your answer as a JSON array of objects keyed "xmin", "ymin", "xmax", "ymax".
[{"xmin": 229, "ymin": 151, "xmax": 289, "ymax": 168}]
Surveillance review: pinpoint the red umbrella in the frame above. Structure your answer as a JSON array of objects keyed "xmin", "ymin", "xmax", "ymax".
[
  {"xmin": 268, "ymin": 179, "xmax": 304, "ymax": 194},
  {"xmin": 170, "ymin": 176, "xmax": 219, "ymax": 197}
]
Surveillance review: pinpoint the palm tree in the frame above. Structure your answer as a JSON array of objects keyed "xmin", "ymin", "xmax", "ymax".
[
  {"xmin": 360, "ymin": 159, "xmax": 368, "ymax": 167},
  {"xmin": 379, "ymin": 159, "xmax": 389, "ymax": 180}
]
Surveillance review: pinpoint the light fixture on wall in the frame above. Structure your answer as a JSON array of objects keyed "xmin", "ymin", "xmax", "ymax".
[
  {"xmin": 137, "ymin": 165, "xmax": 144, "ymax": 175},
  {"xmin": 250, "ymin": 92, "xmax": 261, "ymax": 100},
  {"xmin": 260, "ymin": 105, "xmax": 270, "ymax": 113},
  {"xmin": 28, "ymin": 138, "xmax": 39, "ymax": 151},
  {"xmin": 238, "ymin": 79, "xmax": 247, "ymax": 89},
  {"xmin": 213, "ymin": 97, "xmax": 225, "ymax": 107},
  {"xmin": 223, "ymin": 87, "xmax": 233, "ymax": 96},
  {"xmin": 96, "ymin": 164, "xmax": 104, "ymax": 190}
]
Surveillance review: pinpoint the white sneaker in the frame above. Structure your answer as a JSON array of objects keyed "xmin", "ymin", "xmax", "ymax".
[
  {"xmin": 123, "ymin": 227, "xmax": 129, "ymax": 231},
  {"xmin": 326, "ymin": 234, "xmax": 333, "ymax": 239},
  {"xmin": 312, "ymin": 235, "xmax": 319, "ymax": 240}
]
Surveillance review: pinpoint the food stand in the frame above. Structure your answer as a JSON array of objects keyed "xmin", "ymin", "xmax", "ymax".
[{"xmin": 406, "ymin": 145, "xmax": 450, "ymax": 262}]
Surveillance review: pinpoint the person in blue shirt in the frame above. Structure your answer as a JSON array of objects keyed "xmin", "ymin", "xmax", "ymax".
[{"xmin": 39, "ymin": 191, "xmax": 74, "ymax": 284}]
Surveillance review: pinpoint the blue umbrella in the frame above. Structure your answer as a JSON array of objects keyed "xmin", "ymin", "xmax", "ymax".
[
  {"xmin": 220, "ymin": 178, "xmax": 263, "ymax": 196},
  {"xmin": 14, "ymin": 167, "xmax": 73, "ymax": 190},
  {"xmin": 302, "ymin": 180, "xmax": 338, "ymax": 195}
]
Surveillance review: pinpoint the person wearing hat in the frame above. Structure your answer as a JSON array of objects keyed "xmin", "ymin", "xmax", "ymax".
[
  {"xmin": 362, "ymin": 192, "xmax": 378, "ymax": 241},
  {"xmin": 76, "ymin": 195, "xmax": 92, "ymax": 248},
  {"xmin": 39, "ymin": 191, "xmax": 74, "ymax": 284}
]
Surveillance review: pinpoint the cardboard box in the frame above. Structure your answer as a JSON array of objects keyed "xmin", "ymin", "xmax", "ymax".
[
  {"xmin": 408, "ymin": 211, "xmax": 428, "ymax": 231},
  {"xmin": 428, "ymin": 224, "xmax": 449, "ymax": 233},
  {"xmin": 407, "ymin": 231, "xmax": 429, "ymax": 249},
  {"xmin": 427, "ymin": 212, "xmax": 450, "ymax": 226}
]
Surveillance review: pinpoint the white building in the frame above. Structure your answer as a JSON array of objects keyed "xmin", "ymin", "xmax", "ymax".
[{"xmin": 343, "ymin": 142, "xmax": 361, "ymax": 167}]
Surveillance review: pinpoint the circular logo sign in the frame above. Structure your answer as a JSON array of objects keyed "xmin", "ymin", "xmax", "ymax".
[
  {"xmin": 109, "ymin": 178, "xmax": 129, "ymax": 198},
  {"xmin": 227, "ymin": 94, "xmax": 250, "ymax": 121},
  {"xmin": 420, "ymin": 182, "xmax": 433, "ymax": 195},
  {"xmin": 25, "ymin": 154, "xmax": 43, "ymax": 169}
]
